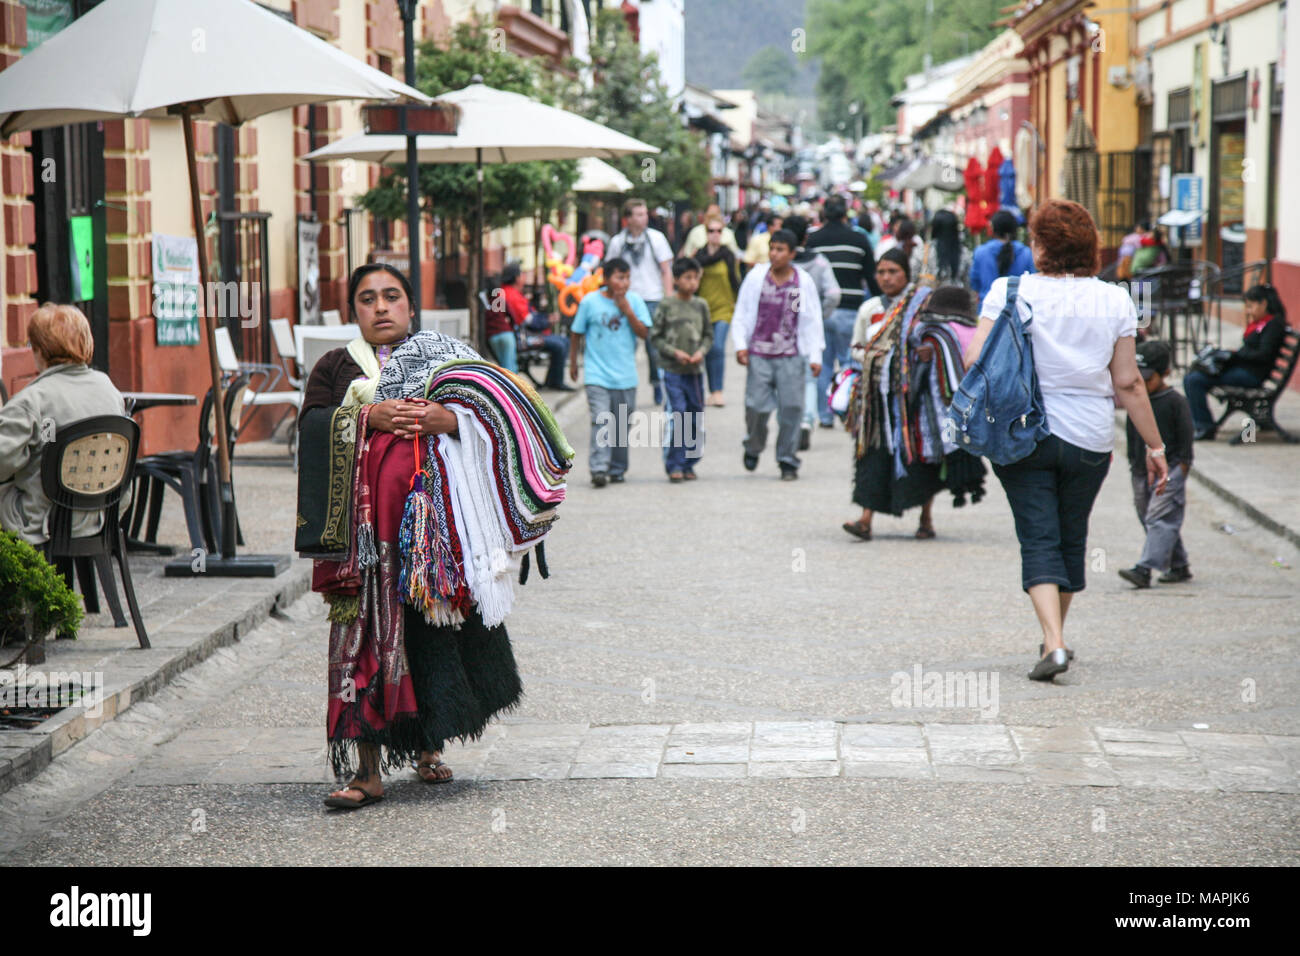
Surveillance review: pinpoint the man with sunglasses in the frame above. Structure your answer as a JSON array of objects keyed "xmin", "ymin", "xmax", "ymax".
[{"xmin": 606, "ymin": 198, "xmax": 674, "ymax": 404}]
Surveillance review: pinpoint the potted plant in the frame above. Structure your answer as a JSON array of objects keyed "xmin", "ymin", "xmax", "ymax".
[{"xmin": 0, "ymin": 531, "xmax": 83, "ymax": 665}]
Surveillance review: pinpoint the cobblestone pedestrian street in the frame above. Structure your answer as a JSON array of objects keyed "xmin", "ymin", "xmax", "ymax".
[{"xmin": 3, "ymin": 367, "xmax": 1297, "ymax": 865}]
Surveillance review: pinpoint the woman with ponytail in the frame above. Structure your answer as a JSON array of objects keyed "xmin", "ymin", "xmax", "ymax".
[
  {"xmin": 911, "ymin": 209, "xmax": 972, "ymax": 287},
  {"xmin": 970, "ymin": 209, "xmax": 1034, "ymax": 309},
  {"xmin": 1183, "ymin": 283, "xmax": 1290, "ymax": 439}
]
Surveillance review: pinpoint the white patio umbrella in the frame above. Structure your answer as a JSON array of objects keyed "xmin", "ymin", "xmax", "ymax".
[
  {"xmin": 0, "ymin": 0, "xmax": 429, "ymax": 575},
  {"xmin": 574, "ymin": 158, "xmax": 633, "ymax": 194},
  {"xmin": 305, "ymin": 78, "xmax": 658, "ymax": 348}
]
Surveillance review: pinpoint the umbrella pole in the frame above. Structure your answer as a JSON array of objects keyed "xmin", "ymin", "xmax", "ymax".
[
  {"xmin": 476, "ymin": 147, "xmax": 485, "ymax": 355},
  {"xmin": 406, "ymin": 132, "xmax": 421, "ymax": 330},
  {"xmin": 181, "ymin": 109, "xmax": 235, "ymax": 559},
  {"xmin": 161, "ymin": 106, "xmax": 289, "ymax": 579},
  {"xmin": 401, "ymin": 0, "xmax": 421, "ymax": 330}
]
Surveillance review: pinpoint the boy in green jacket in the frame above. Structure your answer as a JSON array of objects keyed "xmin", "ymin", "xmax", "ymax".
[{"xmin": 651, "ymin": 258, "xmax": 712, "ymax": 482}]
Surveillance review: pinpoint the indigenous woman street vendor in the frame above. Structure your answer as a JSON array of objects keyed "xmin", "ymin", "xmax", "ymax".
[
  {"xmin": 298, "ymin": 263, "xmax": 523, "ymax": 810},
  {"xmin": 842, "ymin": 254, "xmax": 986, "ymax": 542}
]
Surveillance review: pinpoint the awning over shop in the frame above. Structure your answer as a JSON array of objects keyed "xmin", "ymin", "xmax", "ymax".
[{"xmin": 896, "ymin": 159, "xmax": 962, "ymax": 193}]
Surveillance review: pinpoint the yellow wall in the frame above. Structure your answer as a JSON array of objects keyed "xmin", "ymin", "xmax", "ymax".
[{"xmin": 1095, "ymin": 8, "xmax": 1138, "ymax": 153}]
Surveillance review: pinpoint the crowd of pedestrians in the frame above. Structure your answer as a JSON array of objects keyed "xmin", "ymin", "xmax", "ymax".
[{"xmin": 490, "ymin": 189, "xmax": 1289, "ymax": 681}]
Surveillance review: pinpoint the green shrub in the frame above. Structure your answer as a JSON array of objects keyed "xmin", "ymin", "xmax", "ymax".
[{"xmin": 0, "ymin": 530, "xmax": 83, "ymax": 643}]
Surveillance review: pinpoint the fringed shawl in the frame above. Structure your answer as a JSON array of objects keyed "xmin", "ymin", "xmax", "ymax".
[
  {"xmin": 848, "ymin": 284, "xmax": 929, "ymax": 459},
  {"xmin": 324, "ymin": 431, "xmax": 424, "ymax": 775}
]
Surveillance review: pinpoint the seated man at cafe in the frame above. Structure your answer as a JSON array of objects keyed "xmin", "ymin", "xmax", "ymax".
[
  {"xmin": 499, "ymin": 261, "xmax": 573, "ymax": 391},
  {"xmin": 0, "ymin": 303, "xmax": 126, "ymax": 544}
]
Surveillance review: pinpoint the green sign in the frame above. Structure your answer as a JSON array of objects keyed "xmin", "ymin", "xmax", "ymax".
[
  {"xmin": 21, "ymin": 0, "xmax": 73, "ymax": 54},
  {"xmin": 69, "ymin": 214, "xmax": 93, "ymax": 301},
  {"xmin": 152, "ymin": 234, "xmax": 201, "ymax": 346}
]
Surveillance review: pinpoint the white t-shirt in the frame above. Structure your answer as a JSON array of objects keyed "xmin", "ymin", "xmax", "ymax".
[
  {"xmin": 980, "ymin": 274, "xmax": 1137, "ymax": 454},
  {"xmin": 606, "ymin": 228, "xmax": 673, "ymax": 303}
]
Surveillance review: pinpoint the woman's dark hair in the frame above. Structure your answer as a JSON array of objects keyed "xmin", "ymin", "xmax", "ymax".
[
  {"xmin": 783, "ymin": 214, "xmax": 808, "ymax": 245},
  {"xmin": 348, "ymin": 262, "xmax": 414, "ymax": 315},
  {"xmin": 878, "ymin": 246, "xmax": 911, "ymax": 281},
  {"xmin": 989, "ymin": 209, "xmax": 1020, "ymax": 277},
  {"xmin": 894, "ymin": 218, "xmax": 917, "ymax": 260},
  {"xmin": 1028, "ymin": 199, "xmax": 1100, "ymax": 276},
  {"xmin": 928, "ymin": 210, "xmax": 962, "ymax": 279},
  {"xmin": 1243, "ymin": 283, "xmax": 1286, "ymax": 322}
]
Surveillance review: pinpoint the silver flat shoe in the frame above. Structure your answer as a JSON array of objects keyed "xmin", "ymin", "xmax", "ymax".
[
  {"xmin": 1028, "ymin": 648, "xmax": 1069, "ymax": 681},
  {"xmin": 1039, "ymin": 643, "xmax": 1075, "ymax": 661}
]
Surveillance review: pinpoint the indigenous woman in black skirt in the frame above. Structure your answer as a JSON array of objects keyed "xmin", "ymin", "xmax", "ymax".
[
  {"xmin": 298, "ymin": 264, "xmax": 522, "ymax": 810},
  {"xmin": 842, "ymin": 249, "xmax": 985, "ymax": 541}
]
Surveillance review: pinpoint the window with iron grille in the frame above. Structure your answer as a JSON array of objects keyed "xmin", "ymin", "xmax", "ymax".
[
  {"xmin": 1212, "ymin": 73, "xmax": 1248, "ymax": 119},
  {"xmin": 1167, "ymin": 88, "xmax": 1191, "ymax": 126},
  {"xmin": 530, "ymin": 0, "xmax": 569, "ymax": 31},
  {"xmin": 1098, "ymin": 151, "xmax": 1150, "ymax": 256}
]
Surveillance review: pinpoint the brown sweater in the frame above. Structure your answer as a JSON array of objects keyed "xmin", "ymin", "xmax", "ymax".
[{"xmin": 302, "ymin": 347, "xmax": 364, "ymax": 414}]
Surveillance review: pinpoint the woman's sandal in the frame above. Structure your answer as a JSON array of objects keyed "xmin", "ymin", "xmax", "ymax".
[
  {"xmin": 842, "ymin": 520, "xmax": 872, "ymax": 541},
  {"xmin": 915, "ymin": 524, "xmax": 936, "ymax": 539},
  {"xmin": 323, "ymin": 785, "xmax": 384, "ymax": 810},
  {"xmin": 415, "ymin": 759, "xmax": 454, "ymax": 784}
]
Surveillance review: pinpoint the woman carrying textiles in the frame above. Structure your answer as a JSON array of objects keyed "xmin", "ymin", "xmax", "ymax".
[
  {"xmin": 842, "ymin": 250, "xmax": 986, "ymax": 542},
  {"xmin": 298, "ymin": 263, "xmax": 522, "ymax": 810}
]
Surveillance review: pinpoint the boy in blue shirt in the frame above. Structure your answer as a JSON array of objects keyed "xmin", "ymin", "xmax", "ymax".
[{"xmin": 569, "ymin": 257, "xmax": 653, "ymax": 487}]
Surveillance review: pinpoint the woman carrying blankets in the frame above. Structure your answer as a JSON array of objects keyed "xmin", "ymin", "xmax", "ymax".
[
  {"xmin": 298, "ymin": 263, "xmax": 525, "ymax": 810},
  {"xmin": 842, "ymin": 264, "xmax": 987, "ymax": 542}
]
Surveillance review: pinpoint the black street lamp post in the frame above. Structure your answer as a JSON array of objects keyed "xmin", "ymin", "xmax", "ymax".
[{"xmin": 397, "ymin": 0, "xmax": 421, "ymax": 328}]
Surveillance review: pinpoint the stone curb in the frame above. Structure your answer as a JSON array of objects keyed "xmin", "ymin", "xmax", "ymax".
[
  {"xmin": 1187, "ymin": 466, "xmax": 1300, "ymax": 551},
  {"xmin": 0, "ymin": 561, "xmax": 312, "ymax": 797}
]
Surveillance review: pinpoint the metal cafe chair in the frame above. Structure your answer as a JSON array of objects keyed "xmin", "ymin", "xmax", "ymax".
[
  {"xmin": 217, "ymin": 322, "xmax": 302, "ymax": 458},
  {"xmin": 40, "ymin": 415, "xmax": 149, "ymax": 647},
  {"xmin": 1139, "ymin": 262, "xmax": 1217, "ymax": 367},
  {"xmin": 127, "ymin": 374, "xmax": 250, "ymax": 555}
]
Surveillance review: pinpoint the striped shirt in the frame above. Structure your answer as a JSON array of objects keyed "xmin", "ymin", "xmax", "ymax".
[{"xmin": 805, "ymin": 221, "xmax": 880, "ymax": 311}]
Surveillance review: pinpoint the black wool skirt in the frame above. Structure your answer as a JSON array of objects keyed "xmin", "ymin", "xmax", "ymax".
[
  {"xmin": 405, "ymin": 605, "xmax": 523, "ymax": 755},
  {"xmin": 852, "ymin": 444, "xmax": 944, "ymax": 516}
]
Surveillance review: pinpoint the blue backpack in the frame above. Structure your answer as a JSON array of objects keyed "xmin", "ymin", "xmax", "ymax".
[{"xmin": 944, "ymin": 275, "xmax": 1050, "ymax": 465}]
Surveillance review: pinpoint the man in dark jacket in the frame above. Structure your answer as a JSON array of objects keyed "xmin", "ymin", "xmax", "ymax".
[{"xmin": 806, "ymin": 195, "xmax": 881, "ymax": 427}]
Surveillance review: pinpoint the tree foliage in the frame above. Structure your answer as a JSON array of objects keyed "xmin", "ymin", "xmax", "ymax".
[
  {"xmin": 742, "ymin": 45, "xmax": 797, "ymax": 96},
  {"xmin": 555, "ymin": 9, "xmax": 711, "ymax": 211},
  {"xmin": 805, "ymin": 0, "xmax": 1004, "ymax": 134},
  {"xmin": 357, "ymin": 18, "xmax": 577, "ymax": 233}
]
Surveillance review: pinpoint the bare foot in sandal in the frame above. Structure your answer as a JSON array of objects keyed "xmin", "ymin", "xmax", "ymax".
[
  {"xmin": 415, "ymin": 750, "xmax": 453, "ymax": 783},
  {"xmin": 325, "ymin": 774, "xmax": 383, "ymax": 809}
]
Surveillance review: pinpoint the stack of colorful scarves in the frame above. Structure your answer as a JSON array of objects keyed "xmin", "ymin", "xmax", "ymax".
[
  {"xmin": 397, "ymin": 360, "xmax": 574, "ymax": 629},
  {"xmin": 910, "ymin": 321, "xmax": 966, "ymax": 462}
]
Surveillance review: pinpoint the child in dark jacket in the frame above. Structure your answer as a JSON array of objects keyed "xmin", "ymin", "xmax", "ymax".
[{"xmin": 1119, "ymin": 340, "xmax": 1195, "ymax": 588}]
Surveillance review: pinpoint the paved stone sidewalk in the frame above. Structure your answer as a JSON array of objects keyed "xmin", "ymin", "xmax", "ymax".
[{"xmin": 133, "ymin": 719, "xmax": 1300, "ymax": 793}]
